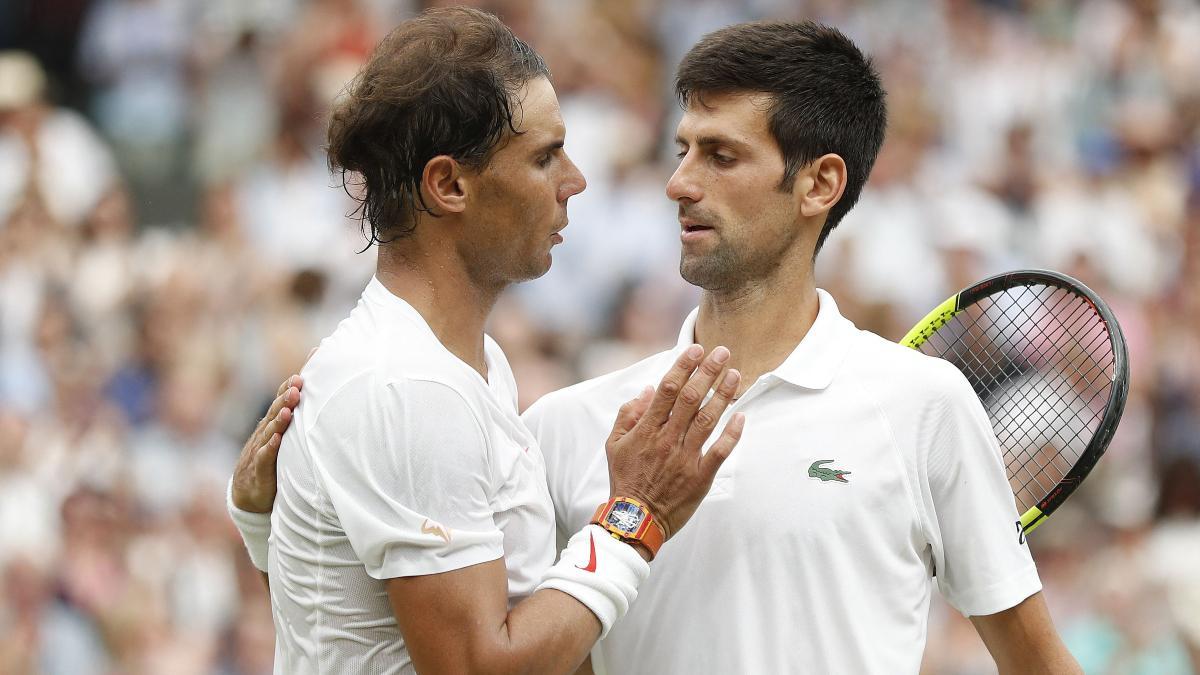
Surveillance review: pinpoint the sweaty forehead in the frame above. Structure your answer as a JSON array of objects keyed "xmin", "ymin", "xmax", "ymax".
[
  {"xmin": 676, "ymin": 90, "xmax": 773, "ymax": 143},
  {"xmin": 511, "ymin": 76, "xmax": 564, "ymax": 142}
]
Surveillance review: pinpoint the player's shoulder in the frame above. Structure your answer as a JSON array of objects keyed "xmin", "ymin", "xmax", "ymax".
[
  {"xmin": 302, "ymin": 315, "xmax": 490, "ymax": 430},
  {"xmin": 524, "ymin": 347, "xmax": 678, "ymax": 428},
  {"xmin": 843, "ymin": 328, "xmax": 972, "ymax": 404}
]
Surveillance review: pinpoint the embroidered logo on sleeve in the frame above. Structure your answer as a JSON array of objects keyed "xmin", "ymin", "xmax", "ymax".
[
  {"xmin": 576, "ymin": 532, "xmax": 598, "ymax": 573},
  {"xmin": 421, "ymin": 519, "xmax": 452, "ymax": 544},
  {"xmin": 808, "ymin": 459, "xmax": 852, "ymax": 483}
]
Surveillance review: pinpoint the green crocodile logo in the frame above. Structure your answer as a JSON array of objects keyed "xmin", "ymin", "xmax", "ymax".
[{"xmin": 808, "ymin": 460, "xmax": 851, "ymax": 483}]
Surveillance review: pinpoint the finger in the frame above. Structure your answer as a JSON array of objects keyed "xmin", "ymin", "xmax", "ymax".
[
  {"xmin": 606, "ymin": 386, "xmax": 654, "ymax": 449},
  {"xmin": 698, "ymin": 412, "xmax": 745, "ymax": 480},
  {"xmin": 258, "ymin": 404, "xmax": 293, "ymax": 449},
  {"xmin": 683, "ymin": 368, "xmax": 740, "ymax": 451},
  {"xmin": 664, "ymin": 346, "xmax": 730, "ymax": 439},
  {"xmin": 639, "ymin": 345, "xmax": 704, "ymax": 429},
  {"xmin": 276, "ymin": 405, "xmax": 294, "ymax": 433},
  {"xmin": 276, "ymin": 375, "xmax": 294, "ymax": 397},
  {"xmin": 261, "ymin": 385, "xmax": 299, "ymax": 434},
  {"xmin": 254, "ymin": 431, "xmax": 282, "ymax": 479}
]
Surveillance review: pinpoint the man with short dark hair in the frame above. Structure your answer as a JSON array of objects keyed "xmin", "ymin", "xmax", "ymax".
[
  {"xmin": 525, "ymin": 20, "xmax": 1079, "ymax": 674},
  {"xmin": 227, "ymin": 8, "xmax": 745, "ymax": 674}
]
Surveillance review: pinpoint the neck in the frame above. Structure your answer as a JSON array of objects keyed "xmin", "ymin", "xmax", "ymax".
[
  {"xmin": 374, "ymin": 240, "xmax": 499, "ymax": 378},
  {"xmin": 693, "ymin": 264, "xmax": 819, "ymax": 397}
]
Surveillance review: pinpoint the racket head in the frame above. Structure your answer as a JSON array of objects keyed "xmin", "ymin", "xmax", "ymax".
[{"xmin": 902, "ymin": 270, "xmax": 1129, "ymax": 537}]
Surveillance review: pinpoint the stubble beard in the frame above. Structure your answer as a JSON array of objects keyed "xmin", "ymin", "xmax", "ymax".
[{"xmin": 679, "ymin": 243, "xmax": 743, "ymax": 291}]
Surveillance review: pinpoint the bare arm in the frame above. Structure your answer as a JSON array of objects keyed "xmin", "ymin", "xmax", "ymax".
[
  {"xmin": 387, "ymin": 560, "xmax": 600, "ymax": 675},
  {"xmin": 970, "ymin": 592, "xmax": 1081, "ymax": 674}
]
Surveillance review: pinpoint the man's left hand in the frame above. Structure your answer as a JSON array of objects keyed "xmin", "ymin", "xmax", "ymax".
[{"xmin": 232, "ymin": 374, "xmax": 303, "ymax": 513}]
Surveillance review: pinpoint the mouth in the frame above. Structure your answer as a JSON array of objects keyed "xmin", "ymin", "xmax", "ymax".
[
  {"xmin": 550, "ymin": 220, "xmax": 568, "ymax": 244},
  {"xmin": 680, "ymin": 218, "xmax": 715, "ymax": 242}
]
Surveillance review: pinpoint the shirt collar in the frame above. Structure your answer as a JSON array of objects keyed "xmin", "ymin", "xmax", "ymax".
[
  {"xmin": 674, "ymin": 289, "xmax": 855, "ymax": 391},
  {"xmin": 362, "ymin": 276, "xmax": 433, "ymax": 330},
  {"xmin": 362, "ymin": 276, "xmax": 504, "ymax": 386}
]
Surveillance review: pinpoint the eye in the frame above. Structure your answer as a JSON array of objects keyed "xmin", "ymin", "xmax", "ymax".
[
  {"xmin": 712, "ymin": 153, "xmax": 735, "ymax": 166},
  {"xmin": 537, "ymin": 153, "xmax": 553, "ymax": 168}
]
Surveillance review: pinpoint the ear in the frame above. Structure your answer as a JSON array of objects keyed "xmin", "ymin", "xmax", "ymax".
[
  {"xmin": 418, "ymin": 155, "xmax": 467, "ymax": 215},
  {"xmin": 797, "ymin": 153, "xmax": 848, "ymax": 218}
]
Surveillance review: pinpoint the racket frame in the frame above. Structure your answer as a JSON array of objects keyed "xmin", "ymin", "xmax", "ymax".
[{"xmin": 900, "ymin": 270, "xmax": 1129, "ymax": 537}]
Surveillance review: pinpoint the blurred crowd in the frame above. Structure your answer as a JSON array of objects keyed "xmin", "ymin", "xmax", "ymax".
[{"xmin": 0, "ymin": 0, "xmax": 1197, "ymax": 673}]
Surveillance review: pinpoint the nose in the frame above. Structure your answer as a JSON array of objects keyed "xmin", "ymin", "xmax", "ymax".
[
  {"xmin": 666, "ymin": 155, "xmax": 701, "ymax": 203},
  {"xmin": 559, "ymin": 154, "xmax": 587, "ymax": 202}
]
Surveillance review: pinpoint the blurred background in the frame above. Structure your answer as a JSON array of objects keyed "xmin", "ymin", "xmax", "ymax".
[{"xmin": 0, "ymin": 0, "xmax": 1197, "ymax": 672}]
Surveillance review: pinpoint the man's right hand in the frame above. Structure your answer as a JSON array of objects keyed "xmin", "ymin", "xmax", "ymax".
[
  {"xmin": 604, "ymin": 345, "xmax": 744, "ymax": 543},
  {"xmin": 231, "ymin": 374, "xmax": 303, "ymax": 513}
]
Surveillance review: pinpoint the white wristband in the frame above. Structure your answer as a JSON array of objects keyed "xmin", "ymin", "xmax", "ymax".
[
  {"xmin": 226, "ymin": 478, "xmax": 272, "ymax": 572},
  {"xmin": 535, "ymin": 524, "xmax": 650, "ymax": 638}
]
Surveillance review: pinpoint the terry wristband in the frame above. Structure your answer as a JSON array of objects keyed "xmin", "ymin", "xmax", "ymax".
[
  {"xmin": 226, "ymin": 478, "xmax": 272, "ymax": 572},
  {"xmin": 535, "ymin": 524, "xmax": 651, "ymax": 638}
]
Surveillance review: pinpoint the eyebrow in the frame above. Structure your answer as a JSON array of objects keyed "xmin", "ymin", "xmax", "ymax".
[
  {"xmin": 533, "ymin": 139, "xmax": 565, "ymax": 155},
  {"xmin": 675, "ymin": 134, "xmax": 750, "ymax": 152}
]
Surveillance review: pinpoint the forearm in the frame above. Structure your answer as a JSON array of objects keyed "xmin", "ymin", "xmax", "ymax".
[
  {"xmin": 395, "ymin": 527, "xmax": 647, "ymax": 675},
  {"xmin": 971, "ymin": 593, "xmax": 1081, "ymax": 675},
  {"xmin": 992, "ymin": 647, "xmax": 1080, "ymax": 675},
  {"xmin": 483, "ymin": 588, "xmax": 601, "ymax": 675}
]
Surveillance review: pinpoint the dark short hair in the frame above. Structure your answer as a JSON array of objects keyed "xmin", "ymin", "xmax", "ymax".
[
  {"xmin": 327, "ymin": 7, "xmax": 549, "ymax": 244},
  {"xmin": 676, "ymin": 21, "xmax": 887, "ymax": 255}
]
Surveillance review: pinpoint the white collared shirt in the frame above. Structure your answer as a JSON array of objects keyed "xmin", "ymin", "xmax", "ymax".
[
  {"xmin": 268, "ymin": 277, "xmax": 556, "ymax": 675},
  {"xmin": 523, "ymin": 289, "xmax": 1040, "ymax": 675}
]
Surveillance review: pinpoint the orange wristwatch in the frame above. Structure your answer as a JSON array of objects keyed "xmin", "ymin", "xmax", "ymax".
[{"xmin": 590, "ymin": 497, "xmax": 666, "ymax": 560}]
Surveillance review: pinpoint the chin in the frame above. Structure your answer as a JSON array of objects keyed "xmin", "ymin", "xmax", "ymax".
[
  {"xmin": 679, "ymin": 254, "xmax": 738, "ymax": 291},
  {"xmin": 522, "ymin": 254, "xmax": 554, "ymax": 282}
]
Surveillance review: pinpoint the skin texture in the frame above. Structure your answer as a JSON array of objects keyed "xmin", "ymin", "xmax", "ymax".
[
  {"xmin": 231, "ymin": 75, "xmax": 747, "ymax": 675},
  {"xmin": 376, "ymin": 77, "xmax": 586, "ymax": 378},
  {"xmin": 971, "ymin": 593, "xmax": 1082, "ymax": 674},
  {"xmin": 670, "ymin": 91, "xmax": 846, "ymax": 398}
]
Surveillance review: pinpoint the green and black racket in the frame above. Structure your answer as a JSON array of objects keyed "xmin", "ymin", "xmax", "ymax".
[{"xmin": 901, "ymin": 270, "xmax": 1129, "ymax": 540}]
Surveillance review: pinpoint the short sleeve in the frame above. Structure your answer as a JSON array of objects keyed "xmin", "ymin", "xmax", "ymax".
[
  {"xmin": 308, "ymin": 374, "xmax": 505, "ymax": 580},
  {"xmin": 923, "ymin": 366, "xmax": 1042, "ymax": 616}
]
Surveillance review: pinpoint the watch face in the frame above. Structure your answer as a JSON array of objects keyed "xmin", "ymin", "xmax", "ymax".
[{"xmin": 606, "ymin": 500, "xmax": 645, "ymax": 534}]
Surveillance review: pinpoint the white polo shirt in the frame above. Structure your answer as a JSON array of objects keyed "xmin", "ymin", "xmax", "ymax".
[
  {"xmin": 523, "ymin": 289, "xmax": 1041, "ymax": 674},
  {"xmin": 268, "ymin": 277, "xmax": 556, "ymax": 675}
]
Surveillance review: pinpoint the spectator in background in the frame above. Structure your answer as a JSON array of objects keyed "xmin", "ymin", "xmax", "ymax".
[
  {"xmin": 0, "ymin": 50, "xmax": 118, "ymax": 230},
  {"xmin": 76, "ymin": 0, "xmax": 191, "ymax": 223}
]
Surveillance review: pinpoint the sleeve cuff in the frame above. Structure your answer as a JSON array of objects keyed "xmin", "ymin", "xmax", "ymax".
[{"xmin": 945, "ymin": 563, "xmax": 1043, "ymax": 617}]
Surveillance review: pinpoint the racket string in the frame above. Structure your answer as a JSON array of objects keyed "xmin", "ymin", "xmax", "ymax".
[{"xmin": 917, "ymin": 284, "xmax": 1117, "ymax": 514}]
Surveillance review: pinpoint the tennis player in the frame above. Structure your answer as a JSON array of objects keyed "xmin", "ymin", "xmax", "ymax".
[
  {"xmin": 234, "ymin": 16, "xmax": 1081, "ymax": 675},
  {"xmin": 519, "ymin": 21, "xmax": 1081, "ymax": 674},
  {"xmin": 226, "ymin": 8, "xmax": 746, "ymax": 674}
]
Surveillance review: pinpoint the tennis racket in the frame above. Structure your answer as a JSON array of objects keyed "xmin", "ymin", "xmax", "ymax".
[{"xmin": 900, "ymin": 270, "xmax": 1129, "ymax": 540}]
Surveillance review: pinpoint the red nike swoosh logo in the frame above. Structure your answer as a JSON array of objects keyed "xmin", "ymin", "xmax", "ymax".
[{"xmin": 576, "ymin": 532, "xmax": 597, "ymax": 573}]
